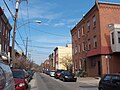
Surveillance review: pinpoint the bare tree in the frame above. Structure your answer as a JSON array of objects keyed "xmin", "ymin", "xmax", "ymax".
[{"xmin": 60, "ymin": 55, "xmax": 73, "ymax": 71}]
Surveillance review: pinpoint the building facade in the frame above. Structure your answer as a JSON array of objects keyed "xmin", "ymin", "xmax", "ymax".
[
  {"xmin": 54, "ymin": 44, "xmax": 72, "ymax": 70},
  {"xmin": 0, "ymin": 7, "xmax": 12, "ymax": 64},
  {"xmin": 71, "ymin": 2, "xmax": 120, "ymax": 77}
]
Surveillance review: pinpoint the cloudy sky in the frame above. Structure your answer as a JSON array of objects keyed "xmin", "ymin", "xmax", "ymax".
[{"xmin": 0, "ymin": 0, "xmax": 120, "ymax": 64}]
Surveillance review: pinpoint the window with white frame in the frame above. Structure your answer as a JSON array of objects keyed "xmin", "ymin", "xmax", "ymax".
[
  {"xmin": 87, "ymin": 20, "xmax": 90, "ymax": 31},
  {"xmin": 118, "ymin": 32, "xmax": 120, "ymax": 43},
  {"xmin": 77, "ymin": 29, "xmax": 80, "ymax": 39},
  {"xmin": 78, "ymin": 44, "xmax": 81, "ymax": 53},
  {"xmin": 93, "ymin": 15, "xmax": 96, "ymax": 27},
  {"xmin": 88, "ymin": 39, "xmax": 91, "ymax": 51},
  {"xmin": 94, "ymin": 35, "xmax": 97, "ymax": 48},
  {"xmin": 75, "ymin": 46, "xmax": 77, "ymax": 54},
  {"xmin": 82, "ymin": 25, "xmax": 85, "ymax": 35},
  {"xmin": 82, "ymin": 42, "xmax": 85, "ymax": 51}
]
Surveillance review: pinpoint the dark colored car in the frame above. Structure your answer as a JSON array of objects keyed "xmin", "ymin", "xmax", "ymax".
[
  {"xmin": 54, "ymin": 69, "xmax": 65, "ymax": 79},
  {"xmin": 59, "ymin": 71, "xmax": 77, "ymax": 82},
  {"xmin": 12, "ymin": 69, "xmax": 28, "ymax": 90},
  {"xmin": 27, "ymin": 70, "xmax": 34, "ymax": 82},
  {"xmin": 98, "ymin": 74, "xmax": 120, "ymax": 90}
]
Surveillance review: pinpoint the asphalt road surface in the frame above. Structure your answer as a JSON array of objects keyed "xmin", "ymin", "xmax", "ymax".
[{"xmin": 29, "ymin": 72, "xmax": 98, "ymax": 90}]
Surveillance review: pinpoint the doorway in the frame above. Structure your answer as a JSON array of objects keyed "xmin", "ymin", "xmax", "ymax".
[{"xmin": 98, "ymin": 61, "xmax": 101, "ymax": 76}]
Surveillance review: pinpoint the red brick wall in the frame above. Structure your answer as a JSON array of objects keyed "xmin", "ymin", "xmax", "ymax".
[{"xmin": 99, "ymin": 3, "xmax": 120, "ymax": 54}]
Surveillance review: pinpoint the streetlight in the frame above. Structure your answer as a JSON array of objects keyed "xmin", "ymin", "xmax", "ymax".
[{"xmin": 17, "ymin": 20, "xmax": 42, "ymax": 29}]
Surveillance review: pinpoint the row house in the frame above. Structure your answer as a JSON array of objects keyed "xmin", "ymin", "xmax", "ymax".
[
  {"xmin": 71, "ymin": 1, "xmax": 120, "ymax": 77},
  {"xmin": 49, "ymin": 53, "xmax": 54, "ymax": 70},
  {"xmin": 44, "ymin": 59, "xmax": 50, "ymax": 71},
  {"xmin": 54, "ymin": 44, "xmax": 72, "ymax": 70},
  {"xmin": 0, "ymin": 7, "xmax": 12, "ymax": 64}
]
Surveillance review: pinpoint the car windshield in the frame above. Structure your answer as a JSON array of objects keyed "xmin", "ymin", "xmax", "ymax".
[
  {"xmin": 64, "ymin": 71, "xmax": 72, "ymax": 76},
  {"xmin": 12, "ymin": 71, "xmax": 25, "ymax": 79}
]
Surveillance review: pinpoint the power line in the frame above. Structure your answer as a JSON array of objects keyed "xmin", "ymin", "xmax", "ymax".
[
  {"xmin": 10, "ymin": 34, "xmax": 24, "ymax": 52},
  {"xmin": 2, "ymin": 0, "xmax": 15, "ymax": 21}
]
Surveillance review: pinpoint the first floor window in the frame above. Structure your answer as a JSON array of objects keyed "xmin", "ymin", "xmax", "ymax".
[{"xmin": 118, "ymin": 32, "xmax": 120, "ymax": 43}]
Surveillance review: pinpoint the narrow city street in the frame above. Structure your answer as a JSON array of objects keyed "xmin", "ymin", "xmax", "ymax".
[{"xmin": 28, "ymin": 72, "xmax": 98, "ymax": 90}]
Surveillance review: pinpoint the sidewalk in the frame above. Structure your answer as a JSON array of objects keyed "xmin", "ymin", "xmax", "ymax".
[
  {"xmin": 77, "ymin": 77, "xmax": 100, "ymax": 86},
  {"xmin": 28, "ymin": 73, "xmax": 38, "ymax": 90}
]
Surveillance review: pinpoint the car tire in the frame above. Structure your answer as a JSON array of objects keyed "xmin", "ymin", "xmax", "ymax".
[{"xmin": 63, "ymin": 78, "xmax": 65, "ymax": 82}]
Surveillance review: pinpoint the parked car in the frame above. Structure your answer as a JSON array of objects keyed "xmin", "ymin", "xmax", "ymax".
[
  {"xmin": 0, "ymin": 61, "xmax": 15, "ymax": 90},
  {"xmin": 59, "ymin": 71, "xmax": 77, "ymax": 82},
  {"xmin": 12, "ymin": 69, "xmax": 29, "ymax": 90},
  {"xmin": 98, "ymin": 74, "xmax": 120, "ymax": 90},
  {"xmin": 54, "ymin": 69, "xmax": 65, "ymax": 79},
  {"xmin": 26, "ymin": 69, "xmax": 34, "ymax": 82},
  {"xmin": 49, "ymin": 70, "xmax": 56, "ymax": 77}
]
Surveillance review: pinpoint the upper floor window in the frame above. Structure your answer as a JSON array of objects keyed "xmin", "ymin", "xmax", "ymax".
[
  {"xmin": 75, "ymin": 46, "xmax": 78, "ymax": 54},
  {"xmin": 111, "ymin": 32, "xmax": 114, "ymax": 44},
  {"xmin": 3, "ymin": 25, "xmax": 5, "ymax": 35},
  {"xmin": 0, "ymin": 19, "xmax": 2, "ymax": 32},
  {"xmin": 82, "ymin": 25, "xmax": 85, "ymax": 35},
  {"xmin": 94, "ymin": 35, "xmax": 97, "ymax": 48},
  {"xmin": 78, "ymin": 44, "xmax": 81, "ymax": 53},
  {"xmin": 118, "ymin": 32, "xmax": 120, "ymax": 44},
  {"xmin": 93, "ymin": 15, "xmax": 96, "ymax": 27},
  {"xmin": 88, "ymin": 39, "xmax": 91, "ymax": 51},
  {"xmin": 6, "ymin": 30, "xmax": 7, "ymax": 38},
  {"xmin": 77, "ymin": 29, "xmax": 80, "ymax": 39},
  {"xmin": 82, "ymin": 42, "xmax": 85, "ymax": 51},
  {"xmin": 87, "ymin": 20, "xmax": 90, "ymax": 31}
]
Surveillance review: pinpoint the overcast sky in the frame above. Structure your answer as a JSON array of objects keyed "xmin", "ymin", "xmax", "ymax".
[{"xmin": 0, "ymin": 0, "xmax": 120, "ymax": 64}]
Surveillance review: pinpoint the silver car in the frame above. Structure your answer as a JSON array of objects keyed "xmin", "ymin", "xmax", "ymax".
[{"xmin": 0, "ymin": 61, "xmax": 15, "ymax": 90}]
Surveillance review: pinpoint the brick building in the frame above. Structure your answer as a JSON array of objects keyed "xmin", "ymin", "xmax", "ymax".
[
  {"xmin": 71, "ymin": 1, "xmax": 120, "ymax": 77},
  {"xmin": 0, "ymin": 7, "xmax": 12, "ymax": 64}
]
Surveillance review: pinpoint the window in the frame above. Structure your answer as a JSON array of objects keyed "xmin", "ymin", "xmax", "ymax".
[
  {"xmin": 104, "ymin": 75, "xmax": 111, "ymax": 82},
  {"xmin": 111, "ymin": 32, "xmax": 114, "ymax": 44},
  {"xmin": 82, "ymin": 25, "xmax": 85, "ymax": 35},
  {"xmin": 78, "ymin": 44, "xmax": 81, "ymax": 53},
  {"xmin": 77, "ymin": 29, "xmax": 80, "ymax": 39},
  {"xmin": 93, "ymin": 15, "xmax": 96, "ymax": 27},
  {"xmin": 2, "ymin": 41, "xmax": 4, "ymax": 51},
  {"xmin": 87, "ymin": 20, "xmax": 90, "ymax": 31},
  {"xmin": 82, "ymin": 42, "xmax": 85, "ymax": 51},
  {"xmin": 6, "ymin": 30, "xmax": 7, "ymax": 38},
  {"xmin": 3, "ymin": 25, "xmax": 5, "ymax": 35},
  {"xmin": 0, "ymin": 19, "xmax": 2, "ymax": 32},
  {"xmin": 94, "ymin": 35, "xmax": 97, "ymax": 48},
  {"xmin": 75, "ymin": 46, "xmax": 77, "ymax": 54},
  {"xmin": 118, "ymin": 32, "xmax": 120, "ymax": 43},
  {"xmin": 88, "ymin": 39, "xmax": 91, "ymax": 51}
]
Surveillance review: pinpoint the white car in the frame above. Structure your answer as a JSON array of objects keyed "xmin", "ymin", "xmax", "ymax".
[{"xmin": 49, "ymin": 70, "xmax": 56, "ymax": 77}]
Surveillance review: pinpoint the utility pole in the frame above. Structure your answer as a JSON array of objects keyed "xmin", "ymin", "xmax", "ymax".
[
  {"xmin": 26, "ymin": 37, "xmax": 28, "ymax": 57},
  {"xmin": 11, "ymin": 0, "xmax": 21, "ymax": 61}
]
